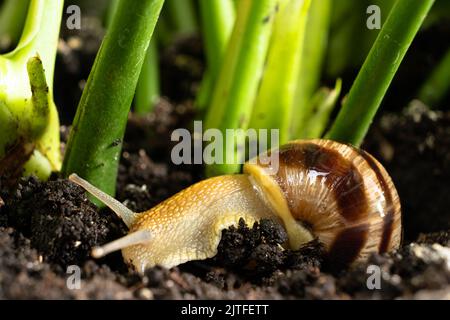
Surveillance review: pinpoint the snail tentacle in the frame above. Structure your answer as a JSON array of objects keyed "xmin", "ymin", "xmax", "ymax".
[
  {"xmin": 69, "ymin": 173, "xmax": 139, "ymax": 227},
  {"xmin": 91, "ymin": 229, "xmax": 152, "ymax": 259}
]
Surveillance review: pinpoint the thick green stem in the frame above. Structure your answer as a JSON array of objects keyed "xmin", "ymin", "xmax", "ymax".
[
  {"xmin": 326, "ymin": 0, "xmax": 435, "ymax": 146},
  {"xmin": 23, "ymin": 57, "xmax": 54, "ymax": 180},
  {"xmin": 6, "ymin": 0, "xmax": 62, "ymax": 89},
  {"xmin": 135, "ymin": 40, "xmax": 160, "ymax": 115},
  {"xmin": 291, "ymin": 0, "xmax": 331, "ymax": 138},
  {"xmin": 199, "ymin": 0, "xmax": 234, "ymax": 77},
  {"xmin": 249, "ymin": 0, "xmax": 310, "ymax": 145},
  {"xmin": 195, "ymin": 69, "xmax": 213, "ymax": 113},
  {"xmin": 204, "ymin": 0, "xmax": 279, "ymax": 177},
  {"xmin": 165, "ymin": 0, "xmax": 197, "ymax": 35},
  {"xmin": 325, "ymin": 0, "xmax": 363, "ymax": 77},
  {"xmin": 196, "ymin": 0, "xmax": 235, "ymax": 111},
  {"xmin": 62, "ymin": 0, "xmax": 165, "ymax": 200},
  {"xmin": 0, "ymin": 0, "xmax": 29, "ymax": 49},
  {"xmin": 27, "ymin": 56, "xmax": 50, "ymax": 136},
  {"xmin": 104, "ymin": 0, "xmax": 120, "ymax": 28},
  {"xmin": 417, "ymin": 48, "xmax": 450, "ymax": 108},
  {"xmin": 0, "ymin": 0, "xmax": 63, "ymax": 178},
  {"xmin": 302, "ymin": 79, "xmax": 342, "ymax": 139}
]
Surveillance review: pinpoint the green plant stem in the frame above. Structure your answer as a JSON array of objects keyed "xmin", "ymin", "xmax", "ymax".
[
  {"xmin": 417, "ymin": 48, "xmax": 450, "ymax": 108},
  {"xmin": 196, "ymin": 0, "xmax": 235, "ymax": 111},
  {"xmin": 199, "ymin": 0, "xmax": 234, "ymax": 76},
  {"xmin": 326, "ymin": 0, "xmax": 435, "ymax": 146},
  {"xmin": 291, "ymin": 0, "xmax": 331, "ymax": 139},
  {"xmin": 0, "ymin": 0, "xmax": 29, "ymax": 49},
  {"xmin": 302, "ymin": 79, "xmax": 342, "ymax": 139},
  {"xmin": 249, "ymin": 0, "xmax": 310, "ymax": 145},
  {"xmin": 325, "ymin": 0, "xmax": 363, "ymax": 77},
  {"xmin": 6, "ymin": 0, "xmax": 62, "ymax": 88},
  {"xmin": 204, "ymin": 0, "xmax": 279, "ymax": 177},
  {"xmin": 22, "ymin": 57, "xmax": 53, "ymax": 180},
  {"xmin": 104, "ymin": 0, "xmax": 120, "ymax": 28},
  {"xmin": 165, "ymin": 0, "xmax": 197, "ymax": 34},
  {"xmin": 62, "ymin": 0, "xmax": 165, "ymax": 200},
  {"xmin": 135, "ymin": 39, "xmax": 160, "ymax": 115},
  {"xmin": 27, "ymin": 56, "xmax": 50, "ymax": 136},
  {"xmin": 195, "ymin": 69, "xmax": 213, "ymax": 113},
  {"xmin": 0, "ymin": 0, "xmax": 63, "ymax": 177}
]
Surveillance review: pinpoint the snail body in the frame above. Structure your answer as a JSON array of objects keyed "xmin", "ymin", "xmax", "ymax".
[{"xmin": 69, "ymin": 139, "xmax": 401, "ymax": 273}]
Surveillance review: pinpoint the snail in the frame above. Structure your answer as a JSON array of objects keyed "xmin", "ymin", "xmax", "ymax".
[{"xmin": 69, "ymin": 139, "xmax": 401, "ymax": 273}]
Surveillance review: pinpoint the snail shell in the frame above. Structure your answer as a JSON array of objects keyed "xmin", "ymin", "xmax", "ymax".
[
  {"xmin": 69, "ymin": 139, "xmax": 402, "ymax": 273},
  {"xmin": 245, "ymin": 139, "xmax": 402, "ymax": 268}
]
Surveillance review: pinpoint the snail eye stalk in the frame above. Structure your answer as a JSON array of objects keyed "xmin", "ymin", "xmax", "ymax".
[{"xmin": 69, "ymin": 174, "xmax": 138, "ymax": 228}]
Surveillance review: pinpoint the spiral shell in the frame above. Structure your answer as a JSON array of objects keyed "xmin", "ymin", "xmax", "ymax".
[{"xmin": 244, "ymin": 139, "xmax": 402, "ymax": 267}]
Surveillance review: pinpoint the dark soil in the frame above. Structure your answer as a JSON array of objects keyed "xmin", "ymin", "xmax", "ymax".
[{"xmin": 0, "ymin": 14, "xmax": 449, "ymax": 300}]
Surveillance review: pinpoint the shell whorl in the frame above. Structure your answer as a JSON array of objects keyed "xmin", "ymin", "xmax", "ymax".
[{"xmin": 244, "ymin": 139, "xmax": 402, "ymax": 267}]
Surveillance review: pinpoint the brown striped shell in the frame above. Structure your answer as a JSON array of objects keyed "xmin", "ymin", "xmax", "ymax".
[{"xmin": 244, "ymin": 139, "xmax": 402, "ymax": 267}]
